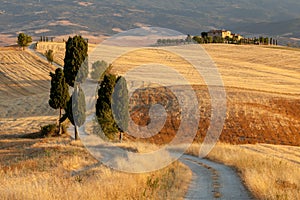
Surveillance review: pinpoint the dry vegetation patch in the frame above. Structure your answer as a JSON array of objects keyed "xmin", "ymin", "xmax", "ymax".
[{"xmin": 0, "ymin": 136, "xmax": 191, "ymax": 200}]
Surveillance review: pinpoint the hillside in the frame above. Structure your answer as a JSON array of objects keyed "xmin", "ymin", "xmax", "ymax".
[
  {"xmin": 0, "ymin": 47, "xmax": 191, "ymax": 199},
  {"xmin": 0, "ymin": 44, "xmax": 299, "ymax": 199},
  {"xmin": 108, "ymin": 44, "xmax": 300, "ymax": 145},
  {"xmin": 1, "ymin": 0, "xmax": 300, "ymax": 45},
  {"xmin": 32, "ymin": 43, "xmax": 300, "ymax": 145}
]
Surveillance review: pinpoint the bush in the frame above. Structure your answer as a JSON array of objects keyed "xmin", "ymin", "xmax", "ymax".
[
  {"xmin": 40, "ymin": 124, "xmax": 57, "ymax": 137},
  {"xmin": 40, "ymin": 123, "xmax": 69, "ymax": 137}
]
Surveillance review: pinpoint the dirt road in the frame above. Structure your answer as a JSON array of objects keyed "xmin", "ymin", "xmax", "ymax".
[{"xmin": 181, "ymin": 155, "xmax": 253, "ymax": 200}]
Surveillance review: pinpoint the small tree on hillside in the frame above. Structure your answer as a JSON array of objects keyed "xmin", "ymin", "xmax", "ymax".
[
  {"xmin": 49, "ymin": 68, "xmax": 70, "ymax": 135},
  {"xmin": 45, "ymin": 49, "xmax": 54, "ymax": 64},
  {"xmin": 17, "ymin": 33, "xmax": 32, "ymax": 50}
]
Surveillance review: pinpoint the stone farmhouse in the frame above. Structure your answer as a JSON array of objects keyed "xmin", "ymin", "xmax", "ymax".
[{"xmin": 207, "ymin": 30, "xmax": 243, "ymax": 40}]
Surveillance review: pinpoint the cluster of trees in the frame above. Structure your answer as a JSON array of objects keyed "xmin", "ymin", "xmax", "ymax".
[
  {"xmin": 49, "ymin": 35, "xmax": 88, "ymax": 140},
  {"xmin": 48, "ymin": 35, "xmax": 128, "ymax": 141}
]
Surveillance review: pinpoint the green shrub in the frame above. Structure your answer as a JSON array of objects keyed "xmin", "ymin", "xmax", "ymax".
[{"xmin": 40, "ymin": 124, "xmax": 57, "ymax": 137}]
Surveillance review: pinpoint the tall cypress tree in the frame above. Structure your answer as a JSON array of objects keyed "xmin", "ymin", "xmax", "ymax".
[
  {"xmin": 49, "ymin": 68, "xmax": 70, "ymax": 135},
  {"xmin": 96, "ymin": 74, "xmax": 129, "ymax": 140},
  {"xmin": 63, "ymin": 35, "xmax": 88, "ymax": 87},
  {"xmin": 96, "ymin": 74, "xmax": 118, "ymax": 140},
  {"xmin": 62, "ymin": 35, "xmax": 88, "ymax": 140},
  {"xmin": 112, "ymin": 76, "xmax": 129, "ymax": 134},
  {"xmin": 60, "ymin": 85, "xmax": 86, "ymax": 140}
]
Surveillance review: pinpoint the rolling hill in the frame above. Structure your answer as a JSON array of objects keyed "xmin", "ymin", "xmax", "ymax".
[
  {"xmin": 0, "ymin": 43, "xmax": 299, "ymax": 199},
  {"xmin": 1, "ymin": 0, "xmax": 300, "ymax": 45}
]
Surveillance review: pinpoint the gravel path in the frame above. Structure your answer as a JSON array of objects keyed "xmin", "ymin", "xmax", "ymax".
[{"xmin": 181, "ymin": 155, "xmax": 253, "ymax": 200}]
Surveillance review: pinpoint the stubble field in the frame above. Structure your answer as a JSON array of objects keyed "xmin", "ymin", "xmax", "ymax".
[{"xmin": 1, "ymin": 43, "xmax": 299, "ymax": 199}]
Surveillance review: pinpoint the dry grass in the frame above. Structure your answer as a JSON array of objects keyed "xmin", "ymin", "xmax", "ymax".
[
  {"xmin": 0, "ymin": 137, "xmax": 191, "ymax": 200},
  {"xmin": 187, "ymin": 143, "xmax": 300, "ymax": 200}
]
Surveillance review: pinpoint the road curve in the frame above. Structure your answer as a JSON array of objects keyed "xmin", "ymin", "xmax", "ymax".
[{"xmin": 180, "ymin": 155, "xmax": 253, "ymax": 200}]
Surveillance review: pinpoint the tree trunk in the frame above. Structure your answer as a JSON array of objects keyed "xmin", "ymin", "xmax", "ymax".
[
  {"xmin": 75, "ymin": 126, "xmax": 79, "ymax": 140},
  {"xmin": 58, "ymin": 108, "xmax": 62, "ymax": 135}
]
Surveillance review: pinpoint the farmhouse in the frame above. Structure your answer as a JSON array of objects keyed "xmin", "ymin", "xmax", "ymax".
[
  {"xmin": 208, "ymin": 30, "xmax": 232, "ymax": 38},
  {"xmin": 207, "ymin": 29, "xmax": 244, "ymax": 40}
]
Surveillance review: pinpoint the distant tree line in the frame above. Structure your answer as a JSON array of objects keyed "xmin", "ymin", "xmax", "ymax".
[
  {"xmin": 156, "ymin": 35, "xmax": 195, "ymax": 46},
  {"xmin": 192, "ymin": 33, "xmax": 278, "ymax": 45},
  {"xmin": 156, "ymin": 34, "xmax": 278, "ymax": 46}
]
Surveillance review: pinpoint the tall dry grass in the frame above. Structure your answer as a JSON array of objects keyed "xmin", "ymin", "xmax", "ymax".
[
  {"xmin": 187, "ymin": 143, "xmax": 300, "ymax": 200},
  {"xmin": 0, "ymin": 139, "xmax": 191, "ymax": 200}
]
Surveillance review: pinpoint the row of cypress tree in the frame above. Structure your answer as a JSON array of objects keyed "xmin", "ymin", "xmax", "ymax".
[{"xmin": 49, "ymin": 35, "xmax": 128, "ymax": 141}]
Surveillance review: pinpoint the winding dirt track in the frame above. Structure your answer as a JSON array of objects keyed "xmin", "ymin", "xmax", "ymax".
[{"xmin": 181, "ymin": 155, "xmax": 253, "ymax": 200}]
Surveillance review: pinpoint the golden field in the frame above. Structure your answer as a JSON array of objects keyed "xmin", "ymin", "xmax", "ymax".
[
  {"xmin": 0, "ymin": 47, "xmax": 191, "ymax": 199},
  {"xmin": 1, "ymin": 43, "xmax": 300, "ymax": 199}
]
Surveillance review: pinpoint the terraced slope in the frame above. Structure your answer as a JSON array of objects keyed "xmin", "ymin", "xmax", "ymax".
[{"xmin": 0, "ymin": 47, "xmax": 56, "ymax": 135}]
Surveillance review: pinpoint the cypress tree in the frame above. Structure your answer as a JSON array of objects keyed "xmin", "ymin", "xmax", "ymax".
[
  {"xmin": 112, "ymin": 76, "xmax": 129, "ymax": 134},
  {"xmin": 60, "ymin": 85, "xmax": 86, "ymax": 140},
  {"xmin": 63, "ymin": 35, "xmax": 88, "ymax": 87},
  {"xmin": 62, "ymin": 35, "xmax": 88, "ymax": 140},
  {"xmin": 96, "ymin": 74, "xmax": 118, "ymax": 140},
  {"xmin": 49, "ymin": 68, "xmax": 70, "ymax": 134}
]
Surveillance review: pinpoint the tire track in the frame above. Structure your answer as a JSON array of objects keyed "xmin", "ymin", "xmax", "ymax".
[{"xmin": 181, "ymin": 155, "xmax": 253, "ymax": 200}]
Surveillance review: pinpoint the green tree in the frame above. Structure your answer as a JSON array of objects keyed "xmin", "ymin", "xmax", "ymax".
[
  {"xmin": 264, "ymin": 37, "xmax": 269, "ymax": 45},
  {"xmin": 63, "ymin": 35, "xmax": 88, "ymax": 87},
  {"xmin": 201, "ymin": 32, "xmax": 208, "ymax": 38},
  {"xmin": 96, "ymin": 74, "xmax": 118, "ymax": 140},
  {"xmin": 49, "ymin": 68, "xmax": 70, "ymax": 135},
  {"xmin": 62, "ymin": 35, "xmax": 88, "ymax": 140},
  {"xmin": 45, "ymin": 49, "xmax": 54, "ymax": 64},
  {"xmin": 90, "ymin": 60, "xmax": 108, "ymax": 80},
  {"xmin": 60, "ymin": 85, "xmax": 86, "ymax": 140},
  {"xmin": 207, "ymin": 36, "xmax": 213, "ymax": 43},
  {"xmin": 17, "ymin": 33, "xmax": 32, "ymax": 50},
  {"xmin": 192, "ymin": 36, "xmax": 204, "ymax": 44},
  {"xmin": 112, "ymin": 76, "xmax": 129, "ymax": 135}
]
